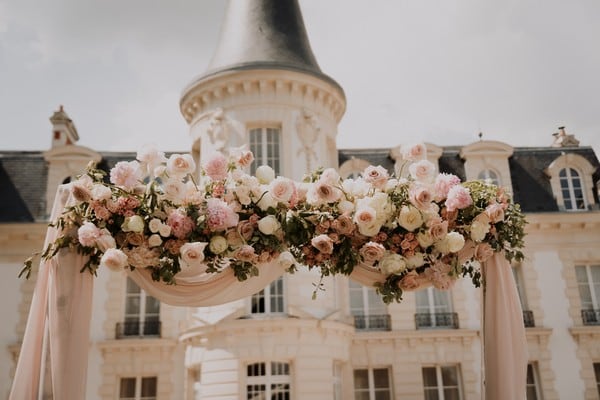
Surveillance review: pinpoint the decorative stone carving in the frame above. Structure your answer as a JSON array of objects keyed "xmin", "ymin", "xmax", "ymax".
[
  {"xmin": 295, "ymin": 108, "xmax": 321, "ymax": 171},
  {"xmin": 192, "ymin": 108, "xmax": 244, "ymax": 152}
]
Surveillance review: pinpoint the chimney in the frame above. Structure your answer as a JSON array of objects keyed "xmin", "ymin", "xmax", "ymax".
[{"xmin": 551, "ymin": 126, "xmax": 580, "ymax": 147}]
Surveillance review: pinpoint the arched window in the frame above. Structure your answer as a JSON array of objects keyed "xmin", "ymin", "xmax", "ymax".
[
  {"xmin": 559, "ymin": 168, "xmax": 587, "ymax": 211},
  {"xmin": 477, "ymin": 169, "xmax": 500, "ymax": 186}
]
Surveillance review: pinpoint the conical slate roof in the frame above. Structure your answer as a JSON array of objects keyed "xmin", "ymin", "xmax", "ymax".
[{"xmin": 195, "ymin": 0, "xmax": 342, "ymax": 90}]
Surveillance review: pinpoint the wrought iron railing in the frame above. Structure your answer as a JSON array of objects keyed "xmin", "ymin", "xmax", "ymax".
[
  {"xmin": 353, "ymin": 314, "xmax": 392, "ymax": 331},
  {"xmin": 415, "ymin": 312, "xmax": 459, "ymax": 329},
  {"xmin": 581, "ymin": 309, "xmax": 600, "ymax": 326},
  {"xmin": 115, "ymin": 320, "xmax": 161, "ymax": 339},
  {"xmin": 522, "ymin": 310, "xmax": 535, "ymax": 328}
]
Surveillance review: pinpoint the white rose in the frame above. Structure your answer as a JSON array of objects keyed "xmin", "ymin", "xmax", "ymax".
[
  {"xmin": 417, "ymin": 231, "xmax": 434, "ymax": 248},
  {"xmin": 96, "ymin": 229, "xmax": 116, "ymax": 252},
  {"xmin": 354, "ymin": 206, "xmax": 378, "ymax": 236},
  {"xmin": 379, "ymin": 253, "xmax": 408, "ymax": 275},
  {"xmin": 257, "ymin": 191, "xmax": 277, "ymax": 211},
  {"xmin": 148, "ymin": 234, "xmax": 162, "ymax": 247},
  {"xmin": 255, "ymin": 165, "xmax": 275, "ymax": 184},
  {"xmin": 209, "ymin": 235, "xmax": 228, "ymax": 254},
  {"xmin": 166, "ymin": 153, "xmax": 196, "ymax": 177},
  {"xmin": 338, "ymin": 200, "xmax": 355, "ymax": 214},
  {"xmin": 397, "ymin": 205, "xmax": 423, "ymax": 232},
  {"xmin": 158, "ymin": 224, "xmax": 171, "ymax": 237},
  {"xmin": 406, "ymin": 252, "xmax": 426, "ymax": 269},
  {"xmin": 180, "ymin": 242, "xmax": 208, "ymax": 267},
  {"xmin": 148, "ymin": 218, "xmax": 162, "ymax": 233},
  {"xmin": 277, "ymin": 251, "xmax": 296, "ymax": 269},
  {"xmin": 91, "ymin": 184, "xmax": 112, "ymax": 201},
  {"xmin": 100, "ymin": 248, "xmax": 128, "ymax": 271},
  {"xmin": 121, "ymin": 215, "xmax": 145, "ymax": 233},
  {"xmin": 258, "ymin": 215, "xmax": 280, "ymax": 235},
  {"xmin": 470, "ymin": 219, "xmax": 490, "ymax": 242},
  {"xmin": 343, "ymin": 177, "xmax": 370, "ymax": 198},
  {"xmin": 446, "ymin": 232, "xmax": 466, "ymax": 253}
]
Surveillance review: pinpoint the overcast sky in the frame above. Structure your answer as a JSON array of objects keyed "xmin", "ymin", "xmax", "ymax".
[{"xmin": 1, "ymin": 0, "xmax": 599, "ymax": 155}]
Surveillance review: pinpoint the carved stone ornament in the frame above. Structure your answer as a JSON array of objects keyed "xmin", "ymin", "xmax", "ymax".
[
  {"xmin": 193, "ymin": 108, "xmax": 244, "ymax": 151},
  {"xmin": 295, "ymin": 108, "xmax": 321, "ymax": 171}
]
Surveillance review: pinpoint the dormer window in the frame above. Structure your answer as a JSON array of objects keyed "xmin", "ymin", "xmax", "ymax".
[
  {"xmin": 559, "ymin": 168, "xmax": 586, "ymax": 211},
  {"xmin": 546, "ymin": 153, "xmax": 596, "ymax": 212},
  {"xmin": 477, "ymin": 169, "xmax": 501, "ymax": 186}
]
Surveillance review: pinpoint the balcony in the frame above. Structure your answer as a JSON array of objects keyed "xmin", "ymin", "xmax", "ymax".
[
  {"xmin": 581, "ymin": 309, "xmax": 600, "ymax": 326},
  {"xmin": 115, "ymin": 320, "xmax": 161, "ymax": 339},
  {"xmin": 353, "ymin": 314, "xmax": 392, "ymax": 331},
  {"xmin": 522, "ymin": 310, "xmax": 535, "ymax": 328},
  {"xmin": 415, "ymin": 312, "xmax": 459, "ymax": 329}
]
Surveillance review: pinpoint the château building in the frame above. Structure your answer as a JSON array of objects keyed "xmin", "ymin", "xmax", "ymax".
[{"xmin": 1, "ymin": 0, "xmax": 600, "ymax": 399}]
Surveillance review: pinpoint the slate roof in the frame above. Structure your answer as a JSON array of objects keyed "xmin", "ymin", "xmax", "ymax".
[{"xmin": 1, "ymin": 145, "xmax": 598, "ymax": 222}]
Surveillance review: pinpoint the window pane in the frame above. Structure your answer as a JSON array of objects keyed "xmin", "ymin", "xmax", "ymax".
[
  {"xmin": 375, "ymin": 392, "xmax": 391, "ymax": 400},
  {"xmin": 145, "ymin": 296, "xmax": 160, "ymax": 315},
  {"xmin": 353, "ymin": 369, "xmax": 369, "ymax": 389},
  {"xmin": 126, "ymin": 278, "xmax": 141, "ymax": 293},
  {"xmin": 424, "ymin": 389, "xmax": 440, "ymax": 400},
  {"xmin": 422, "ymin": 367, "xmax": 437, "ymax": 387},
  {"xmin": 251, "ymin": 290, "xmax": 265, "ymax": 314},
  {"xmin": 125, "ymin": 297, "xmax": 140, "ymax": 315},
  {"xmin": 373, "ymin": 368, "xmax": 390, "ymax": 388},
  {"xmin": 119, "ymin": 377, "xmax": 136, "ymax": 398},
  {"xmin": 354, "ymin": 393, "xmax": 370, "ymax": 400},
  {"xmin": 441, "ymin": 366, "xmax": 459, "ymax": 386},
  {"xmin": 141, "ymin": 377, "xmax": 157, "ymax": 397},
  {"xmin": 443, "ymin": 388, "xmax": 461, "ymax": 400}
]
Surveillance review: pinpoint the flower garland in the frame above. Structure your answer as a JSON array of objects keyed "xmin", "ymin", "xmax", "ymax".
[{"xmin": 21, "ymin": 143, "xmax": 526, "ymax": 304}]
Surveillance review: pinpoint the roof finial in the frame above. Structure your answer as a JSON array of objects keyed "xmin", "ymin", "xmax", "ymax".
[{"xmin": 478, "ymin": 131, "xmax": 483, "ymax": 141}]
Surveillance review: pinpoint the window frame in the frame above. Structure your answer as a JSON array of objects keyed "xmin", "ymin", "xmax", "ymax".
[
  {"xmin": 559, "ymin": 167, "xmax": 587, "ymax": 211},
  {"xmin": 118, "ymin": 376, "xmax": 157, "ymax": 400},
  {"xmin": 421, "ymin": 364, "xmax": 463, "ymax": 400},
  {"xmin": 353, "ymin": 366, "xmax": 393, "ymax": 400},
  {"xmin": 248, "ymin": 125, "xmax": 282, "ymax": 176},
  {"xmin": 349, "ymin": 280, "xmax": 389, "ymax": 330},
  {"xmin": 124, "ymin": 277, "xmax": 160, "ymax": 337},
  {"xmin": 249, "ymin": 276, "xmax": 286, "ymax": 315},
  {"xmin": 245, "ymin": 361, "xmax": 291, "ymax": 400},
  {"xmin": 526, "ymin": 362, "xmax": 542, "ymax": 400}
]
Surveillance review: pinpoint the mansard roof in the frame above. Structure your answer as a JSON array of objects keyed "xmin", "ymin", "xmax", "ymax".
[{"xmin": 1, "ymin": 145, "xmax": 598, "ymax": 222}]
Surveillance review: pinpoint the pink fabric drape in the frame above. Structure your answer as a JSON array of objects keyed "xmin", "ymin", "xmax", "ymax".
[
  {"xmin": 11, "ymin": 185, "xmax": 528, "ymax": 399},
  {"xmin": 483, "ymin": 252, "xmax": 528, "ymax": 400}
]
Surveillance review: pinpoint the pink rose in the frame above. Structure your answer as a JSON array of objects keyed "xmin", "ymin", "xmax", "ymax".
[
  {"xmin": 445, "ymin": 185, "xmax": 472, "ymax": 212},
  {"xmin": 359, "ymin": 242, "xmax": 386, "ymax": 265},
  {"xmin": 402, "ymin": 143, "xmax": 427, "ymax": 162},
  {"xmin": 409, "ymin": 160, "xmax": 436, "ymax": 183},
  {"xmin": 434, "ymin": 173, "xmax": 461, "ymax": 201},
  {"xmin": 429, "ymin": 220, "xmax": 449, "ymax": 241},
  {"xmin": 100, "ymin": 248, "xmax": 129, "ymax": 271},
  {"xmin": 235, "ymin": 244, "xmax": 256, "ymax": 262},
  {"xmin": 110, "ymin": 161, "xmax": 142, "ymax": 190},
  {"xmin": 485, "ymin": 203, "xmax": 505, "ymax": 223},
  {"xmin": 425, "ymin": 260, "xmax": 455, "ymax": 290},
  {"xmin": 237, "ymin": 220, "xmax": 255, "ymax": 240},
  {"xmin": 332, "ymin": 215, "xmax": 355, "ymax": 235},
  {"xmin": 399, "ymin": 270, "xmax": 423, "ymax": 290},
  {"xmin": 311, "ymin": 234, "xmax": 334, "ymax": 254},
  {"xmin": 180, "ymin": 242, "xmax": 208, "ymax": 268},
  {"xmin": 269, "ymin": 177, "xmax": 296, "ymax": 203},
  {"xmin": 203, "ymin": 153, "xmax": 228, "ymax": 181},
  {"xmin": 363, "ymin": 165, "xmax": 389, "ymax": 189},
  {"xmin": 136, "ymin": 144, "xmax": 167, "ymax": 175},
  {"xmin": 71, "ymin": 183, "xmax": 92, "ymax": 203},
  {"xmin": 409, "ymin": 184, "xmax": 433, "ymax": 211},
  {"xmin": 167, "ymin": 209, "xmax": 195, "ymax": 239},
  {"xmin": 320, "ymin": 168, "xmax": 341, "ymax": 185},
  {"xmin": 167, "ymin": 153, "xmax": 196, "ymax": 177},
  {"xmin": 308, "ymin": 181, "xmax": 342, "ymax": 204},
  {"xmin": 78, "ymin": 222, "xmax": 101, "ymax": 247},
  {"xmin": 206, "ymin": 198, "xmax": 239, "ymax": 231}
]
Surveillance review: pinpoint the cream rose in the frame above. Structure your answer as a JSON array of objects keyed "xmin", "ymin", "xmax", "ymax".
[
  {"xmin": 470, "ymin": 219, "xmax": 490, "ymax": 242},
  {"xmin": 100, "ymin": 248, "xmax": 128, "ymax": 271},
  {"xmin": 121, "ymin": 215, "xmax": 145, "ymax": 233},
  {"xmin": 359, "ymin": 242, "xmax": 386, "ymax": 265},
  {"xmin": 406, "ymin": 252, "xmax": 426, "ymax": 269},
  {"xmin": 409, "ymin": 159, "xmax": 436, "ymax": 183},
  {"xmin": 257, "ymin": 191, "xmax": 277, "ymax": 211},
  {"xmin": 148, "ymin": 234, "xmax": 162, "ymax": 247},
  {"xmin": 277, "ymin": 251, "xmax": 296, "ymax": 269},
  {"xmin": 255, "ymin": 165, "xmax": 275, "ymax": 184},
  {"xmin": 417, "ymin": 231, "xmax": 434, "ymax": 248},
  {"xmin": 180, "ymin": 242, "xmax": 208, "ymax": 267},
  {"xmin": 397, "ymin": 205, "xmax": 423, "ymax": 232},
  {"xmin": 311, "ymin": 234, "xmax": 334, "ymax": 254},
  {"xmin": 209, "ymin": 235, "xmax": 228, "ymax": 254},
  {"xmin": 158, "ymin": 224, "xmax": 172, "ymax": 237},
  {"xmin": 485, "ymin": 203, "xmax": 505, "ymax": 223},
  {"xmin": 269, "ymin": 177, "xmax": 295, "ymax": 203},
  {"xmin": 337, "ymin": 200, "xmax": 355, "ymax": 215},
  {"xmin": 446, "ymin": 232, "xmax": 466, "ymax": 253},
  {"xmin": 91, "ymin": 184, "xmax": 112, "ymax": 201},
  {"xmin": 379, "ymin": 253, "xmax": 408, "ymax": 275},
  {"xmin": 258, "ymin": 215, "xmax": 280, "ymax": 235},
  {"xmin": 148, "ymin": 218, "xmax": 162, "ymax": 233}
]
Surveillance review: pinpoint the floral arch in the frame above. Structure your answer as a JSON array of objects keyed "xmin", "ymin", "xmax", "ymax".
[{"xmin": 12, "ymin": 143, "xmax": 528, "ymax": 400}]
